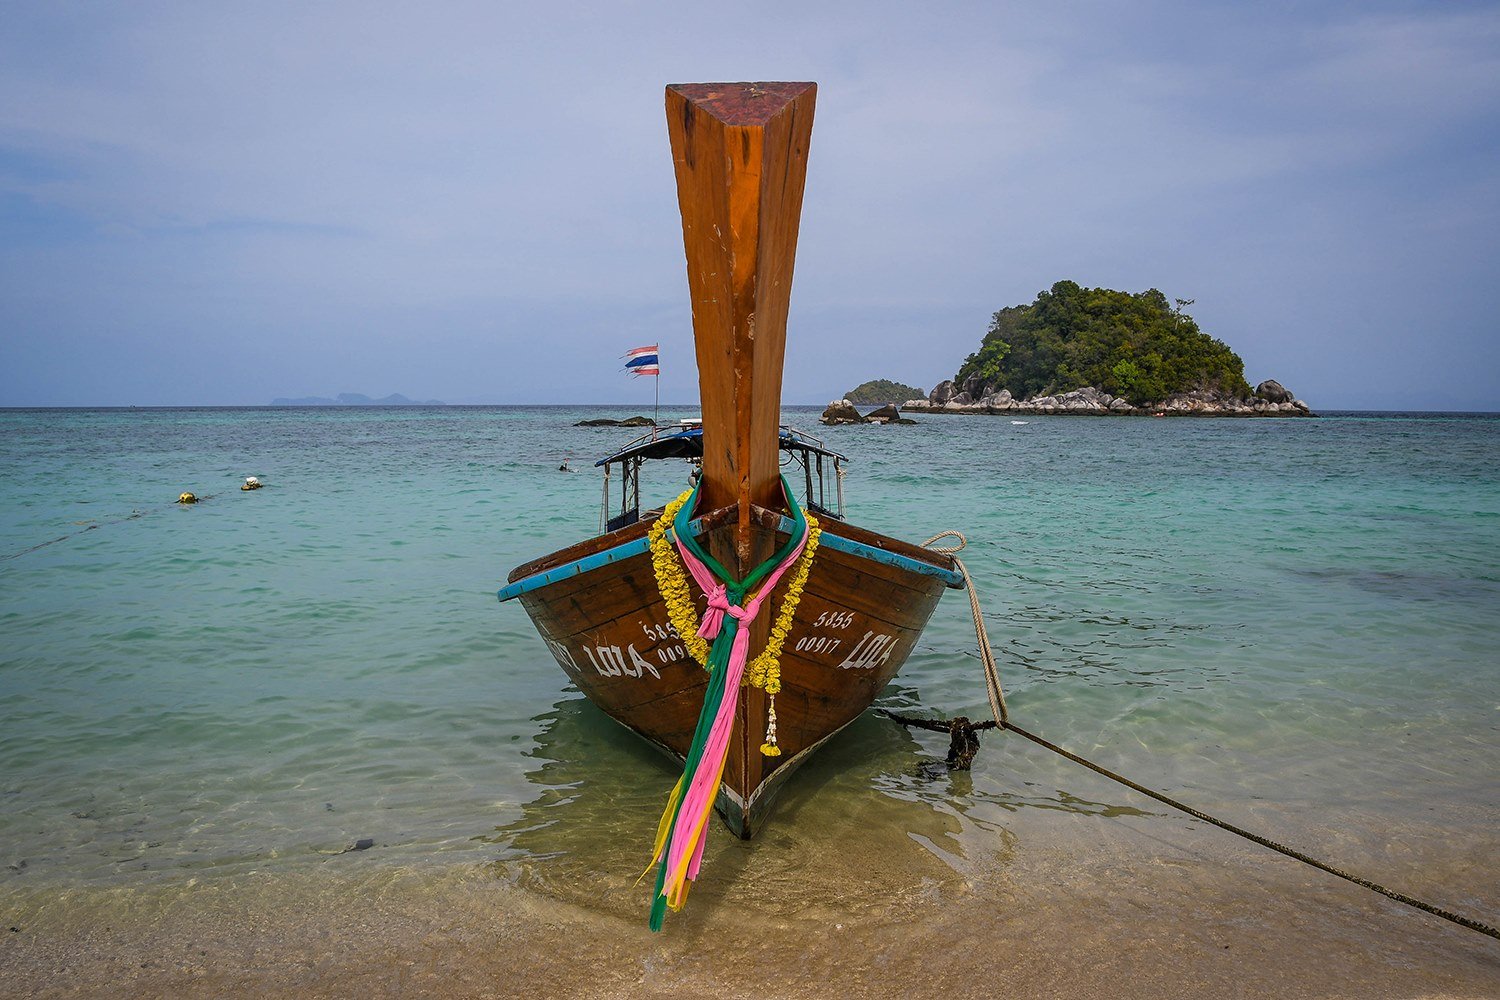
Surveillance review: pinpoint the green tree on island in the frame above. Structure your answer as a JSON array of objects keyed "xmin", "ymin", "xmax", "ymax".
[
  {"xmin": 956, "ymin": 281, "xmax": 1251, "ymax": 404},
  {"xmin": 843, "ymin": 379, "xmax": 925, "ymax": 404}
]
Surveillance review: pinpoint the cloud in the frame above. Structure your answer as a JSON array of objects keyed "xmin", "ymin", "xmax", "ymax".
[{"xmin": 2, "ymin": 1, "xmax": 1497, "ymax": 407}]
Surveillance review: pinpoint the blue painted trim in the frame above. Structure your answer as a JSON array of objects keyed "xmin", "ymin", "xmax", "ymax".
[
  {"xmin": 770, "ymin": 515, "xmax": 966, "ymax": 589},
  {"xmin": 496, "ymin": 516, "xmax": 713, "ymax": 602},
  {"xmin": 497, "ymin": 516, "xmax": 964, "ymax": 603},
  {"xmin": 496, "ymin": 531, "xmax": 657, "ymax": 602}
]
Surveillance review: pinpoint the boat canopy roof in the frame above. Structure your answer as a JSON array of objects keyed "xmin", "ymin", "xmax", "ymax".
[{"xmin": 594, "ymin": 426, "xmax": 847, "ymax": 467}]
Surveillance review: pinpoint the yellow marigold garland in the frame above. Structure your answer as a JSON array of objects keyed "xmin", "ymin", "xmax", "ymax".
[
  {"xmin": 745, "ymin": 512, "xmax": 820, "ymax": 696},
  {"xmin": 648, "ymin": 489, "xmax": 710, "ymax": 667},
  {"xmin": 646, "ymin": 488, "xmax": 822, "ymax": 700}
]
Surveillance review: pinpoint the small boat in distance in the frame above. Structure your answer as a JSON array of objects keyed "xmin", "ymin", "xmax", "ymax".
[{"xmin": 498, "ymin": 83, "xmax": 962, "ymax": 845}]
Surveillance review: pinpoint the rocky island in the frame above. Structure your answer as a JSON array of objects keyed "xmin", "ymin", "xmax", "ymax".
[
  {"xmin": 573, "ymin": 415, "xmax": 655, "ymax": 427},
  {"xmin": 842, "ymin": 379, "xmax": 925, "ymax": 405},
  {"xmin": 822, "ymin": 401, "xmax": 916, "ymax": 425},
  {"xmin": 900, "ymin": 377, "xmax": 1309, "ymax": 417},
  {"xmin": 828, "ymin": 281, "xmax": 1312, "ymax": 423}
]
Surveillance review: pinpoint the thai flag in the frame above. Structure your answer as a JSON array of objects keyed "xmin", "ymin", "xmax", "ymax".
[{"xmin": 624, "ymin": 344, "xmax": 659, "ymax": 377}]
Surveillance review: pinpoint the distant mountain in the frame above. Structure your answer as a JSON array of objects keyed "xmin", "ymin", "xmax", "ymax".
[{"xmin": 269, "ymin": 393, "xmax": 446, "ymax": 406}]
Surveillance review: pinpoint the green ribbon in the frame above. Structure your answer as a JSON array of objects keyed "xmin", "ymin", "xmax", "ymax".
[{"xmin": 671, "ymin": 474, "xmax": 808, "ymax": 594}]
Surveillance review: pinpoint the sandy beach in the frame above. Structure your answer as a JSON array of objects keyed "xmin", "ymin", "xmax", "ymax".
[
  {"xmin": 5, "ymin": 764, "xmax": 1496, "ymax": 999},
  {"xmin": 4, "ymin": 860, "xmax": 1495, "ymax": 998}
]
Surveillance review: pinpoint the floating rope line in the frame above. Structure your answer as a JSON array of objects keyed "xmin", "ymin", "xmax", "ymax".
[
  {"xmin": 2, "ymin": 484, "xmax": 253, "ymax": 564},
  {"xmin": 920, "ymin": 533, "xmax": 1499, "ymax": 942},
  {"xmin": 1, "ymin": 510, "xmax": 150, "ymax": 562}
]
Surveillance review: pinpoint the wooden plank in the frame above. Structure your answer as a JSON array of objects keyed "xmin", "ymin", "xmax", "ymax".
[
  {"xmin": 665, "ymin": 83, "xmax": 816, "ymax": 566},
  {"xmin": 819, "ymin": 515, "xmax": 958, "ymax": 573},
  {"xmin": 507, "ymin": 520, "xmax": 651, "ymax": 583},
  {"xmin": 518, "ymin": 528, "xmax": 945, "ymax": 770},
  {"xmin": 522, "ymin": 519, "xmax": 944, "ymax": 654}
]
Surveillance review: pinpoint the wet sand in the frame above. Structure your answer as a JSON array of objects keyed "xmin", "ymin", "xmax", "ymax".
[{"xmin": 4, "ymin": 793, "xmax": 1496, "ymax": 999}]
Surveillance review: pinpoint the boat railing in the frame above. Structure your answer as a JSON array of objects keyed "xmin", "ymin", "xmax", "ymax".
[
  {"xmin": 597, "ymin": 422, "xmax": 846, "ymax": 534},
  {"xmin": 779, "ymin": 424, "xmax": 844, "ymax": 522}
]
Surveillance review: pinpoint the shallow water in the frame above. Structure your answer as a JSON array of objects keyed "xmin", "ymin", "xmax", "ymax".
[{"xmin": 1, "ymin": 406, "xmax": 1497, "ymax": 992}]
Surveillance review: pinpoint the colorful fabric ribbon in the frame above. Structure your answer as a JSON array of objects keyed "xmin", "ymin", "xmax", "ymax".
[{"xmin": 647, "ymin": 478, "xmax": 810, "ymax": 931}]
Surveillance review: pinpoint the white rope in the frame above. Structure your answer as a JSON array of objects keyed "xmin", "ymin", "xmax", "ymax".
[{"xmin": 922, "ymin": 531, "xmax": 1008, "ymax": 725}]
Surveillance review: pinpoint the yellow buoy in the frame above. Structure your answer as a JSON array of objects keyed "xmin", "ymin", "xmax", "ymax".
[{"xmin": 177, "ymin": 492, "xmax": 199, "ymax": 504}]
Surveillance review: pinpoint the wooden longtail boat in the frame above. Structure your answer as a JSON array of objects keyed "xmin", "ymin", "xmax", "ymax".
[{"xmin": 497, "ymin": 82, "xmax": 963, "ymax": 840}]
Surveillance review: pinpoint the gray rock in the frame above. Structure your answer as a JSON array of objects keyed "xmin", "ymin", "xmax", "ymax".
[
  {"xmin": 575, "ymin": 415, "xmax": 655, "ymax": 427},
  {"xmin": 982, "ymin": 388, "xmax": 1015, "ymax": 412},
  {"xmin": 896, "ymin": 381, "xmax": 1306, "ymax": 418},
  {"xmin": 1255, "ymin": 379, "xmax": 1294, "ymax": 404},
  {"xmin": 866, "ymin": 403, "xmax": 901, "ymax": 423},
  {"xmin": 821, "ymin": 399, "xmax": 866, "ymax": 425},
  {"xmin": 1052, "ymin": 387, "xmax": 1115, "ymax": 411},
  {"xmin": 1159, "ymin": 388, "xmax": 1239, "ymax": 414}
]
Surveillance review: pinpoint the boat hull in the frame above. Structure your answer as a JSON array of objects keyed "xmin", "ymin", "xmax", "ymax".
[{"xmin": 500, "ymin": 504, "xmax": 960, "ymax": 837}]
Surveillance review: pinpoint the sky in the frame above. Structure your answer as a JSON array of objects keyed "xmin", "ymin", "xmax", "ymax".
[{"xmin": 2, "ymin": 1, "xmax": 1497, "ymax": 410}]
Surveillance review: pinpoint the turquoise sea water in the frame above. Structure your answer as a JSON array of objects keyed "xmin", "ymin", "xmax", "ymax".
[{"xmin": 1, "ymin": 406, "xmax": 1497, "ymax": 938}]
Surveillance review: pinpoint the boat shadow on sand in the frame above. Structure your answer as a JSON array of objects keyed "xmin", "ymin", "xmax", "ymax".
[{"xmin": 477, "ymin": 686, "xmax": 1152, "ymax": 926}]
